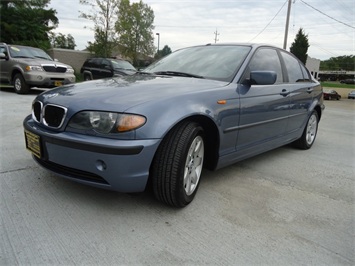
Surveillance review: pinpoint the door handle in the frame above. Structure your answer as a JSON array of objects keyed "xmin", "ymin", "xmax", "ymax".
[
  {"xmin": 307, "ymin": 88, "xmax": 314, "ymax": 94},
  {"xmin": 280, "ymin": 89, "xmax": 290, "ymax": 97}
]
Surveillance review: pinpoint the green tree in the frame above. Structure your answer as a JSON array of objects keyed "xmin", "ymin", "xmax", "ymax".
[
  {"xmin": 320, "ymin": 55, "xmax": 355, "ymax": 71},
  {"xmin": 290, "ymin": 28, "xmax": 309, "ymax": 65},
  {"xmin": 116, "ymin": 0, "xmax": 155, "ymax": 65},
  {"xmin": 155, "ymin": 45, "xmax": 172, "ymax": 59},
  {"xmin": 51, "ymin": 33, "xmax": 76, "ymax": 49},
  {"xmin": 79, "ymin": 0, "xmax": 120, "ymax": 57},
  {"xmin": 0, "ymin": 0, "xmax": 58, "ymax": 50}
]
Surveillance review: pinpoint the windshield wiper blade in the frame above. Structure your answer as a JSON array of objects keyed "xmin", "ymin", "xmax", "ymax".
[
  {"xmin": 34, "ymin": 56, "xmax": 51, "ymax": 60},
  {"xmin": 135, "ymin": 71, "xmax": 153, "ymax": 75},
  {"xmin": 13, "ymin": 56, "xmax": 34, "ymax": 58},
  {"xmin": 153, "ymin": 71, "xmax": 205, "ymax": 79}
]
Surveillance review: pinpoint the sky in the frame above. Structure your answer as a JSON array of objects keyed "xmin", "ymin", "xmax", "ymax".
[{"xmin": 48, "ymin": 0, "xmax": 355, "ymax": 61}]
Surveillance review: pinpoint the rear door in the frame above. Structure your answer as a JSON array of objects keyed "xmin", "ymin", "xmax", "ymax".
[
  {"xmin": 90, "ymin": 59, "xmax": 102, "ymax": 79},
  {"xmin": 280, "ymin": 51, "xmax": 315, "ymax": 133},
  {"xmin": 100, "ymin": 59, "xmax": 113, "ymax": 78},
  {"xmin": 237, "ymin": 47, "xmax": 290, "ymax": 150}
]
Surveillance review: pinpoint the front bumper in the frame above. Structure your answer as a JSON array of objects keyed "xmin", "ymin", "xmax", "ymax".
[
  {"xmin": 24, "ymin": 72, "xmax": 76, "ymax": 88},
  {"xmin": 23, "ymin": 115, "xmax": 161, "ymax": 192}
]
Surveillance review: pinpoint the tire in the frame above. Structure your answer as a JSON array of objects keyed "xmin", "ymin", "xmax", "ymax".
[
  {"xmin": 151, "ymin": 121, "xmax": 205, "ymax": 207},
  {"xmin": 84, "ymin": 74, "xmax": 92, "ymax": 81},
  {"xmin": 293, "ymin": 111, "xmax": 319, "ymax": 150},
  {"xmin": 13, "ymin": 73, "xmax": 30, "ymax": 94}
]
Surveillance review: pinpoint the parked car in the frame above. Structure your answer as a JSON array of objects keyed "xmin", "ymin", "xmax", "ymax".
[
  {"xmin": 23, "ymin": 43, "xmax": 324, "ymax": 207},
  {"xmin": 80, "ymin": 58, "xmax": 136, "ymax": 81},
  {"xmin": 340, "ymin": 79, "xmax": 355, "ymax": 84},
  {"xmin": 323, "ymin": 89, "xmax": 341, "ymax": 100},
  {"xmin": 348, "ymin": 90, "xmax": 355, "ymax": 99},
  {"xmin": 0, "ymin": 43, "xmax": 75, "ymax": 94}
]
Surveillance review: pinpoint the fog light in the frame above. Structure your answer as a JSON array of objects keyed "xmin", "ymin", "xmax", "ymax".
[{"xmin": 95, "ymin": 160, "xmax": 107, "ymax": 171}]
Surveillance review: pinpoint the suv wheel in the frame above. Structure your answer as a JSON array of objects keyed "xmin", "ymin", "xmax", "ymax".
[
  {"xmin": 13, "ymin": 73, "xmax": 30, "ymax": 94},
  {"xmin": 84, "ymin": 74, "xmax": 92, "ymax": 81}
]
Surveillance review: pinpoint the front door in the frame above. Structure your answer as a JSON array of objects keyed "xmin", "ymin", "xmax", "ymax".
[{"xmin": 237, "ymin": 47, "xmax": 290, "ymax": 150}]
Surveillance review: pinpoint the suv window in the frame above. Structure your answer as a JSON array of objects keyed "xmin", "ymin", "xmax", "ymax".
[
  {"xmin": 0, "ymin": 46, "xmax": 7, "ymax": 55},
  {"xmin": 248, "ymin": 48, "xmax": 283, "ymax": 83},
  {"xmin": 101, "ymin": 59, "xmax": 111, "ymax": 69},
  {"xmin": 84, "ymin": 59, "xmax": 95, "ymax": 68},
  {"xmin": 280, "ymin": 51, "xmax": 304, "ymax": 83}
]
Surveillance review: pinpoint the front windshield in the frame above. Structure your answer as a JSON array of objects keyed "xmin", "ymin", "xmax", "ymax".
[
  {"xmin": 9, "ymin": 46, "xmax": 53, "ymax": 60},
  {"xmin": 144, "ymin": 45, "xmax": 251, "ymax": 82},
  {"xmin": 110, "ymin": 59, "xmax": 136, "ymax": 71}
]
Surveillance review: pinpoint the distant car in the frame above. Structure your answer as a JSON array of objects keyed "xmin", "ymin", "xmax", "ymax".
[
  {"xmin": 323, "ymin": 89, "xmax": 341, "ymax": 100},
  {"xmin": 340, "ymin": 79, "xmax": 355, "ymax": 84},
  {"xmin": 0, "ymin": 43, "xmax": 75, "ymax": 94},
  {"xmin": 80, "ymin": 58, "xmax": 136, "ymax": 81},
  {"xmin": 24, "ymin": 43, "xmax": 324, "ymax": 207},
  {"xmin": 348, "ymin": 90, "xmax": 355, "ymax": 99}
]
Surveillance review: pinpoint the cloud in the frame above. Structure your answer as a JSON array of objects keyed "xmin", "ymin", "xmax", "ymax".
[{"xmin": 49, "ymin": 0, "xmax": 354, "ymax": 60}]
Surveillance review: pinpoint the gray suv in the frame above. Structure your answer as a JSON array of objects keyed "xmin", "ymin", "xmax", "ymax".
[{"xmin": 0, "ymin": 43, "xmax": 75, "ymax": 94}]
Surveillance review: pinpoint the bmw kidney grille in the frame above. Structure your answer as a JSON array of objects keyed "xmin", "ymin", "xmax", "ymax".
[{"xmin": 32, "ymin": 101, "xmax": 67, "ymax": 128}]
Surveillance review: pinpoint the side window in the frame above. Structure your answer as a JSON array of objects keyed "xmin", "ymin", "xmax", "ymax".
[
  {"xmin": 301, "ymin": 65, "xmax": 311, "ymax": 82},
  {"xmin": 248, "ymin": 48, "xmax": 283, "ymax": 84},
  {"xmin": 101, "ymin": 59, "xmax": 111, "ymax": 69},
  {"xmin": 281, "ymin": 51, "xmax": 304, "ymax": 83},
  {"xmin": 94, "ymin": 59, "xmax": 99, "ymax": 68},
  {"xmin": 0, "ymin": 46, "xmax": 6, "ymax": 54}
]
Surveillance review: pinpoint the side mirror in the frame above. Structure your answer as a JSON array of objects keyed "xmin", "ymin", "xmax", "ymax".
[{"xmin": 244, "ymin": 71, "xmax": 277, "ymax": 86}]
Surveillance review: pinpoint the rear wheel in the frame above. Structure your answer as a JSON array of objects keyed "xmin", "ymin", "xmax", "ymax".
[
  {"xmin": 13, "ymin": 73, "xmax": 30, "ymax": 94},
  {"xmin": 293, "ymin": 111, "xmax": 319, "ymax": 150},
  {"xmin": 151, "ymin": 121, "xmax": 205, "ymax": 207},
  {"xmin": 84, "ymin": 74, "xmax": 92, "ymax": 81}
]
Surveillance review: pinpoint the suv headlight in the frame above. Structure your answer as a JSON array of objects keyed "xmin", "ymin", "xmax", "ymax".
[
  {"xmin": 25, "ymin": 65, "xmax": 43, "ymax": 71},
  {"xmin": 66, "ymin": 67, "xmax": 74, "ymax": 74},
  {"xmin": 67, "ymin": 111, "xmax": 146, "ymax": 134}
]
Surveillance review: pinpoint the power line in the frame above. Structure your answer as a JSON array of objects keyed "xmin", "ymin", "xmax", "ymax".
[
  {"xmin": 249, "ymin": 0, "xmax": 288, "ymax": 42},
  {"xmin": 300, "ymin": 0, "xmax": 355, "ymax": 29}
]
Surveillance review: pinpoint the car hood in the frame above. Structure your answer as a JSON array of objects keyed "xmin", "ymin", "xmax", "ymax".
[
  {"xmin": 38, "ymin": 75, "xmax": 230, "ymax": 112},
  {"xmin": 14, "ymin": 58, "xmax": 71, "ymax": 67}
]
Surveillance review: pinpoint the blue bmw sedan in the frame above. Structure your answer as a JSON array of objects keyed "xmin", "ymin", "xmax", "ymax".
[{"xmin": 23, "ymin": 43, "xmax": 324, "ymax": 207}]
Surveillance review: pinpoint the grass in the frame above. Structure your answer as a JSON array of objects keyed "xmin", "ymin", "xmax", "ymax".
[
  {"xmin": 320, "ymin": 81, "xmax": 355, "ymax": 89},
  {"xmin": 75, "ymin": 71, "xmax": 83, "ymax": 82}
]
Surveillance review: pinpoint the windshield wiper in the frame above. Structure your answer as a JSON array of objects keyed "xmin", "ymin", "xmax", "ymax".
[
  {"xmin": 153, "ymin": 71, "xmax": 205, "ymax": 79},
  {"xmin": 34, "ymin": 56, "xmax": 51, "ymax": 60},
  {"xmin": 135, "ymin": 71, "xmax": 153, "ymax": 75},
  {"xmin": 13, "ymin": 56, "xmax": 34, "ymax": 58},
  {"xmin": 115, "ymin": 68, "xmax": 136, "ymax": 71}
]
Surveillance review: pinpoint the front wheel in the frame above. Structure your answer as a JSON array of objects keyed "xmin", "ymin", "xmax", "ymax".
[
  {"xmin": 293, "ymin": 111, "xmax": 319, "ymax": 150},
  {"xmin": 151, "ymin": 121, "xmax": 205, "ymax": 207},
  {"xmin": 13, "ymin": 73, "xmax": 30, "ymax": 94}
]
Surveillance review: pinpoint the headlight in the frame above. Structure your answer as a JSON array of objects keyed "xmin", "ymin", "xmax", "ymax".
[
  {"xmin": 66, "ymin": 68, "xmax": 74, "ymax": 74},
  {"xmin": 68, "ymin": 111, "xmax": 146, "ymax": 134},
  {"xmin": 90, "ymin": 111, "xmax": 118, "ymax": 133},
  {"xmin": 25, "ymin": 65, "xmax": 43, "ymax": 71}
]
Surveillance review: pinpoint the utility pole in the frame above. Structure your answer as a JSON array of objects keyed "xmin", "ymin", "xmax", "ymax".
[
  {"xmin": 214, "ymin": 29, "xmax": 220, "ymax": 43},
  {"xmin": 283, "ymin": 0, "xmax": 292, "ymax": 49},
  {"xmin": 156, "ymin": 33, "xmax": 160, "ymax": 53}
]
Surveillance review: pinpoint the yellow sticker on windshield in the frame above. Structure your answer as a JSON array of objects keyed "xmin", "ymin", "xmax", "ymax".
[{"xmin": 10, "ymin": 47, "xmax": 20, "ymax": 52}]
